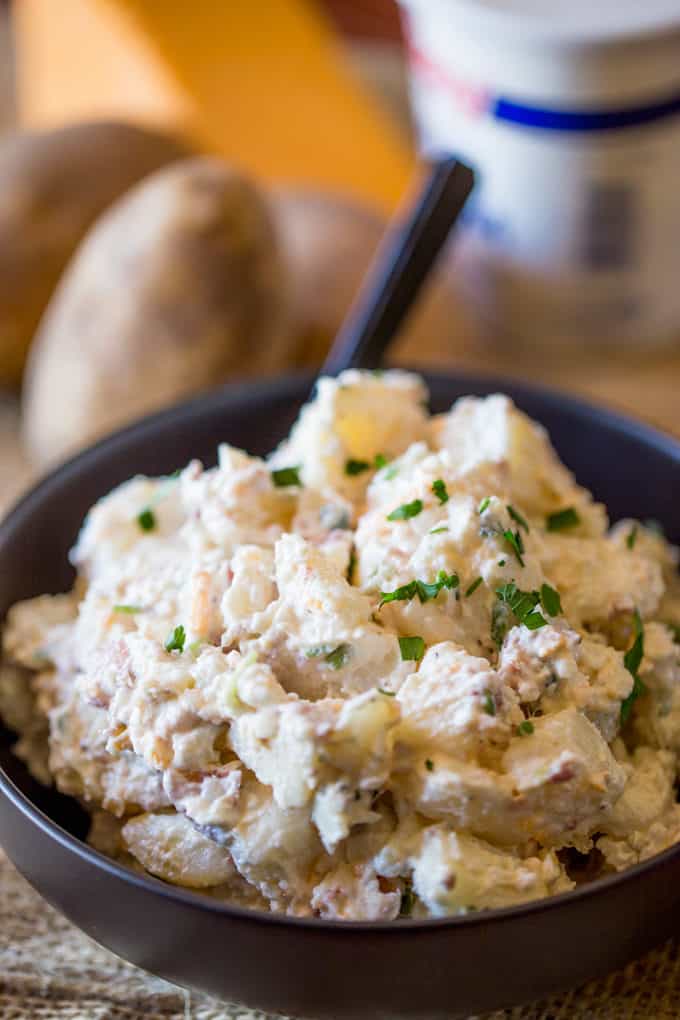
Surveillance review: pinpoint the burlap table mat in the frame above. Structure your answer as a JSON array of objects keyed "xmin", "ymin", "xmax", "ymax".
[{"xmin": 2, "ymin": 843, "xmax": 680, "ymax": 1020}]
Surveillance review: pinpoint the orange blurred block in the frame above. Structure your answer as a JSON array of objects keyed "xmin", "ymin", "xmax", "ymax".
[{"xmin": 13, "ymin": 0, "xmax": 414, "ymax": 211}]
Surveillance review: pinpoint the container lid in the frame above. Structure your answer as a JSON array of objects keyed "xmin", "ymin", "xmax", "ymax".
[{"xmin": 402, "ymin": 0, "xmax": 680, "ymax": 46}]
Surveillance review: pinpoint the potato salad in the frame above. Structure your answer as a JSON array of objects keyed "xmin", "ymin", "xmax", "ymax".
[{"xmin": 2, "ymin": 370, "xmax": 680, "ymax": 921}]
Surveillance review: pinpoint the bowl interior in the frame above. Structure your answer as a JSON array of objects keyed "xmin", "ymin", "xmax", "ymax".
[{"xmin": 1, "ymin": 368, "xmax": 679, "ymax": 848}]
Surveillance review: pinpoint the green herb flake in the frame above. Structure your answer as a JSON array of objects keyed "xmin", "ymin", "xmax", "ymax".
[
  {"xmin": 465, "ymin": 576, "xmax": 483, "ymax": 598},
  {"xmin": 524, "ymin": 611, "xmax": 548, "ymax": 630},
  {"xmin": 271, "ymin": 465, "xmax": 302, "ymax": 488},
  {"xmin": 164, "ymin": 624, "xmax": 186, "ymax": 654},
  {"xmin": 482, "ymin": 690, "xmax": 496, "ymax": 716},
  {"xmin": 137, "ymin": 507, "xmax": 156, "ymax": 532},
  {"xmin": 430, "ymin": 526, "xmax": 449, "ymax": 535},
  {"xmin": 546, "ymin": 507, "xmax": 580, "ymax": 532},
  {"xmin": 416, "ymin": 571, "xmax": 459, "ymax": 603},
  {"xmin": 517, "ymin": 720, "xmax": 535, "ymax": 736},
  {"xmin": 478, "ymin": 497, "xmax": 491, "ymax": 514},
  {"xmin": 384, "ymin": 465, "xmax": 399, "ymax": 481},
  {"xmin": 425, "ymin": 758, "xmax": 434, "ymax": 772},
  {"xmin": 325, "ymin": 644, "xmax": 352, "ymax": 670},
  {"xmin": 620, "ymin": 610, "xmax": 646, "ymax": 723},
  {"xmin": 374, "ymin": 453, "xmax": 389, "ymax": 469},
  {"xmin": 540, "ymin": 583, "xmax": 562, "ymax": 618},
  {"xmin": 345, "ymin": 459, "xmax": 371, "ymax": 476},
  {"xmin": 432, "ymin": 479, "xmax": 449, "ymax": 505},
  {"xmin": 305, "ymin": 645, "xmax": 333, "ymax": 659},
  {"xmin": 399, "ymin": 636, "xmax": 425, "ymax": 662},
  {"xmin": 503, "ymin": 528, "xmax": 525, "ymax": 566},
  {"xmin": 626, "ymin": 525, "xmax": 638, "ymax": 550},
  {"xmin": 507, "ymin": 505, "xmax": 529, "ymax": 532},
  {"xmin": 498, "ymin": 559, "xmax": 506, "ymax": 567},
  {"xmin": 378, "ymin": 687, "xmax": 396, "ymax": 697},
  {"xmin": 495, "ymin": 583, "xmax": 547, "ymax": 634},
  {"xmin": 112, "ymin": 604, "xmax": 143, "ymax": 614},
  {"xmin": 379, "ymin": 580, "xmax": 418, "ymax": 606},
  {"xmin": 387, "ymin": 499, "xmax": 423, "ymax": 522},
  {"xmin": 379, "ymin": 571, "xmax": 458, "ymax": 608},
  {"xmin": 491, "ymin": 601, "xmax": 512, "ymax": 649}
]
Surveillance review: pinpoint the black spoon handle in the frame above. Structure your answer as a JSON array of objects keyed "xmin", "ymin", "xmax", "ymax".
[{"xmin": 321, "ymin": 157, "xmax": 475, "ymax": 377}]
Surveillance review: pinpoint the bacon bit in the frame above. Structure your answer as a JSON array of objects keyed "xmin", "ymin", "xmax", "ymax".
[
  {"xmin": 443, "ymin": 874, "xmax": 457, "ymax": 891},
  {"xmin": 550, "ymin": 763, "xmax": 575, "ymax": 783},
  {"xmin": 378, "ymin": 875, "xmax": 397, "ymax": 894}
]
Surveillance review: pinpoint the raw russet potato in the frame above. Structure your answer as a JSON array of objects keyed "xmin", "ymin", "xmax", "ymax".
[
  {"xmin": 0, "ymin": 120, "xmax": 193, "ymax": 387},
  {"xmin": 267, "ymin": 187, "xmax": 460, "ymax": 367},
  {"xmin": 23, "ymin": 157, "xmax": 291, "ymax": 468}
]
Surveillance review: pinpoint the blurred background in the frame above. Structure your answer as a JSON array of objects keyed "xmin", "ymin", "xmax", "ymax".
[{"xmin": 0, "ymin": 0, "xmax": 679, "ymax": 513}]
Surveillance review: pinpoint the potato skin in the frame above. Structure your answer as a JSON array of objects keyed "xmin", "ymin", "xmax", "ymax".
[
  {"xmin": 0, "ymin": 120, "xmax": 192, "ymax": 387},
  {"xmin": 23, "ymin": 157, "xmax": 291, "ymax": 467}
]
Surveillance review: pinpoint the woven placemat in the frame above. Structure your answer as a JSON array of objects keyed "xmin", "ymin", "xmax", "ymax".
[{"xmin": 2, "ymin": 846, "xmax": 680, "ymax": 1020}]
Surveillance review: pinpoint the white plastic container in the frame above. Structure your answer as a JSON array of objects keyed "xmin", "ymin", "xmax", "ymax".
[{"xmin": 399, "ymin": 0, "xmax": 680, "ymax": 348}]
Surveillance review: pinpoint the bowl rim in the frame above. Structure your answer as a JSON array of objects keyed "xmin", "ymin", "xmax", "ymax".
[{"xmin": 2, "ymin": 365, "xmax": 680, "ymax": 934}]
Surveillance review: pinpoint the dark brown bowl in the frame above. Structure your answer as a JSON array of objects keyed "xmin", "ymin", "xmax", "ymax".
[{"xmin": 1, "ymin": 370, "xmax": 679, "ymax": 1019}]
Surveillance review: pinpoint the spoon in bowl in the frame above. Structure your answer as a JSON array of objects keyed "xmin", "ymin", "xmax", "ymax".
[{"xmin": 268, "ymin": 156, "xmax": 474, "ymax": 445}]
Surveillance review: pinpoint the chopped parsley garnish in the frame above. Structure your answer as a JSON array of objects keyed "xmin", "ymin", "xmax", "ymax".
[
  {"xmin": 345, "ymin": 458, "xmax": 370, "ymax": 476},
  {"xmin": 378, "ymin": 687, "xmax": 396, "ymax": 697},
  {"xmin": 540, "ymin": 583, "xmax": 562, "ymax": 618},
  {"xmin": 305, "ymin": 644, "xmax": 334, "ymax": 658},
  {"xmin": 465, "ymin": 576, "xmax": 483, "ymax": 598},
  {"xmin": 507, "ymin": 505, "xmax": 529, "ymax": 532},
  {"xmin": 399, "ymin": 636, "xmax": 425, "ymax": 661},
  {"xmin": 400, "ymin": 884, "xmax": 415, "ymax": 917},
  {"xmin": 517, "ymin": 720, "xmax": 534, "ymax": 736},
  {"xmin": 479, "ymin": 505, "xmax": 526, "ymax": 567},
  {"xmin": 430, "ymin": 526, "xmax": 449, "ymax": 535},
  {"xmin": 379, "ymin": 580, "xmax": 418, "ymax": 605},
  {"xmin": 374, "ymin": 453, "xmax": 389, "ymax": 469},
  {"xmin": 432, "ymin": 479, "xmax": 449, "ymax": 505},
  {"xmin": 112, "ymin": 604, "xmax": 143, "ymax": 614},
  {"xmin": 482, "ymin": 690, "xmax": 496, "ymax": 716},
  {"xmin": 164, "ymin": 624, "xmax": 186, "ymax": 654},
  {"xmin": 325, "ymin": 644, "xmax": 352, "ymax": 670},
  {"xmin": 387, "ymin": 499, "xmax": 423, "ymax": 522},
  {"xmin": 425, "ymin": 758, "xmax": 434, "ymax": 771},
  {"xmin": 137, "ymin": 507, "xmax": 156, "ymax": 532},
  {"xmin": 491, "ymin": 601, "xmax": 512, "ymax": 649},
  {"xmin": 379, "ymin": 571, "xmax": 459, "ymax": 608},
  {"xmin": 502, "ymin": 528, "xmax": 525, "ymax": 567},
  {"xmin": 546, "ymin": 507, "xmax": 580, "ymax": 532},
  {"xmin": 416, "ymin": 571, "xmax": 459, "ymax": 602},
  {"xmin": 621, "ymin": 610, "xmax": 646, "ymax": 723},
  {"xmin": 495, "ymin": 583, "xmax": 547, "ymax": 633},
  {"xmin": 498, "ymin": 559, "xmax": 506, "ymax": 567},
  {"xmin": 271, "ymin": 465, "xmax": 302, "ymax": 487},
  {"xmin": 384, "ymin": 465, "xmax": 399, "ymax": 481},
  {"xmin": 626, "ymin": 525, "xmax": 638, "ymax": 550}
]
